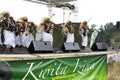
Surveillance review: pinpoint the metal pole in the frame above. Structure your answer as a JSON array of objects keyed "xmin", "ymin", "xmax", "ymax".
[{"xmin": 63, "ymin": 7, "xmax": 65, "ymax": 24}]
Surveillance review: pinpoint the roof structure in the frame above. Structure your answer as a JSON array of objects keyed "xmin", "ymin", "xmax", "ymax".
[
  {"xmin": 24, "ymin": 0, "xmax": 78, "ymax": 22},
  {"xmin": 25, "ymin": 0, "xmax": 77, "ymax": 5}
]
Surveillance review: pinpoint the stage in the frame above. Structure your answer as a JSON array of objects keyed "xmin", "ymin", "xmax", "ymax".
[{"xmin": 0, "ymin": 50, "xmax": 118, "ymax": 61}]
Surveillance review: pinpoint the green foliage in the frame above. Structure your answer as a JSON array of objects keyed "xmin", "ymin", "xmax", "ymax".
[
  {"xmin": 94, "ymin": 22, "xmax": 120, "ymax": 49},
  {"xmin": 53, "ymin": 22, "xmax": 120, "ymax": 49},
  {"xmin": 55, "ymin": 3, "xmax": 75, "ymax": 10}
]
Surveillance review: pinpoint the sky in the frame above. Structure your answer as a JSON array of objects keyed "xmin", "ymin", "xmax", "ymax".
[{"xmin": 0, "ymin": 0, "xmax": 120, "ymax": 29}]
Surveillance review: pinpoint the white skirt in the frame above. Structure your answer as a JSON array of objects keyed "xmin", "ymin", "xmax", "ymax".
[
  {"xmin": 66, "ymin": 33, "xmax": 74, "ymax": 42},
  {"xmin": 22, "ymin": 33, "xmax": 34, "ymax": 48},
  {"xmin": 4, "ymin": 30, "xmax": 15, "ymax": 48},
  {"xmin": 41, "ymin": 31, "xmax": 53, "ymax": 46},
  {"xmin": 15, "ymin": 33, "xmax": 23, "ymax": 46},
  {"xmin": 81, "ymin": 34, "xmax": 88, "ymax": 47}
]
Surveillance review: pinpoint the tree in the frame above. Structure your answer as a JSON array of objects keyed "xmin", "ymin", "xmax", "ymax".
[
  {"xmin": 91, "ymin": 24, "xmax": 97, "ymax": 30},
  {"xmin": 95, "ymin": 22, "xmax": 120, "ymax": 49}
]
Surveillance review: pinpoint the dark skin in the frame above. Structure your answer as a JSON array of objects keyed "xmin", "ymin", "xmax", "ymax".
[
  {"xmin": 65, "ymin": 21, "xmax": 75, "ymax": 34},
  {"xmin": 79, "ymin": 21, "xmax": 89, "ymax": 36},
  {"xmin": 27, "ymin": 22, "xmax": 36, "ymax": 34},
  {"xmin": 41, "ymin": 18, "xmax": 61, "ymax": 33},
  {"xmin": 16, "ymin": 22, "xmax": 26, "ymax": 33},
  {"xmin": 0, "ymin": 14, "xmax": 17, "ymax": 32},
  {"xmin": 16, "ymin": 18, "xmax": 28, "ymax": 34},
  {"xmin": 14, "ymin": 22, "xmax": 23, "ymax": 35},
  {"xmin": 43, "ymin": 19, "xmax": 53, "ymax": 33}
]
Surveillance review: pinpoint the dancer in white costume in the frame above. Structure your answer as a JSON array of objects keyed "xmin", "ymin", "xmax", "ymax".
[
  {"xmin": 38, "ymin": 17, "xmax": 59, "ymax": 46},
  {"xmin": 17, "ymin": 17, "xmax": 35, "ymax": 48},
  {"xmin": 15, "ymin": 18, "xmax": 23, "ymax": 47},
  {"xmin": 79, "ymin": 21, "xmax": 89, "ymax": 50},
  {"xmin": 0, "ymin": 11, "xmax": 16, "ymax": 52},
  {"xmin": 22, "ymin": 22, "xmax": 35, "ymax": 48},
  {"xmin": 4, "ymin": 29, "xmax": 15, "ymax": 48},
  {"xmin": 64, "ymin": 21, "xmax": 75, "ymax": 42}
]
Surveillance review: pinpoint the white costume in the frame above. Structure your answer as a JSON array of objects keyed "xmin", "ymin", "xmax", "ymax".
[
  {"xmin": 66, "ymin": 33, "xmax": 74, "ymax": 42},
  {"xmin": 22, "ymin": 33, "xmax": 34, "ymax": 48},
  {"xmin": 15, "ymin": 32, "xmax": 23, "ymax": 46},
  {"xmin": 4, "ymin": 30, "xmax": 15, "ymax": 48},
  {"xmin": 81, "ymin": 34, "xmax": 88, "ymax": 47},
  {"xmin": 41, "ymin": 31, "xmax": 53, "ymax": 46},
  {"xmin": 80, "ymin": 28, "xmax": 89, "ymax": 47}
]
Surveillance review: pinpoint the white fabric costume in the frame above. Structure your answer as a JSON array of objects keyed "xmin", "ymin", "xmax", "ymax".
[
  {"xmin": 66, "ymin": 33, "xmax": 74, "ymax": 42},
  {"xmin": 4, "ymin": 30, "xmax": 15, "ymax": 48},
  {"xmin": 41, "ymin": 31, "xmax": 53, "ymax": 46},
  {"xmin": 15, "ymin": 33, "xmax": 23, "ymax": 46},
  {"xmin": 81, "ymin": 33, "xmax": 88, "ymax": 47},
  {"xmin": 22, "ymin": 33, "xmax": 34, "ymax": 48}
]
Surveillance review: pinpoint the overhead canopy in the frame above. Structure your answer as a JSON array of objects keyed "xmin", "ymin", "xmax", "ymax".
[
  {"xmin": 25, "ymin": 0, "xmax": 77, "ymax": 5},
  {"xmin": 24, "ymin": 0, "xmax": 78, "ymax": 20}
]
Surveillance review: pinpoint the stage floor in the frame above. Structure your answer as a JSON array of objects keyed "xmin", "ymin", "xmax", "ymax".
[{"xmin": 0, "ymin": 50, "xmax": 118, "ymax": 61}]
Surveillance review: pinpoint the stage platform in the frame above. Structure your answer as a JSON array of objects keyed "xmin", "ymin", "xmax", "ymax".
[{"xmin": 0, "ymin": 50, "xmax": 119, "ymax": 61}]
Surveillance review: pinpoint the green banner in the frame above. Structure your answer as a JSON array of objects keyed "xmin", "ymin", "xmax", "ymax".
[{"xmin": 1, "ymin": 54, "xmax": 107, "ymax": 80}]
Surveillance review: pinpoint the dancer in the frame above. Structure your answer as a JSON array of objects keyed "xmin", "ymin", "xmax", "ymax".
[
  {"xmin": 0, "ymin": 11, "xmax": 16, "ymax": 52},
  {"xmin": 79, "ymin": 21, "xmax": 89, "ymax": 50},
  {"xmin": 64, "ymin": 21, "xmax": 75, "ymax": 42},
  {"xmin": 38, "ymin": 17, "xmax": 59, "ymax": 46},
  {"xmin": 17, "ymin": 17, "xmax": 34, "ymax": 48}
]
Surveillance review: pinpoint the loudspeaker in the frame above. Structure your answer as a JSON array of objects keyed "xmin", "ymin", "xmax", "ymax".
[
  {"xmin": 28, "ymin": 41, "xmax": 53, "ymax": 53},
  {"xmin": 91, "ymin": 42, "xmax": 108, "ymax": 51},
  {"xmin": 62, "ymin": 42, "xmax": 80, "ymax": 52}
]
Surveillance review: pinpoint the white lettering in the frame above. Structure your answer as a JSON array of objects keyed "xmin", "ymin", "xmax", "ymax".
[{"xmin": 22, "ymin": 62, "xmax": 38, "ymax": 80}]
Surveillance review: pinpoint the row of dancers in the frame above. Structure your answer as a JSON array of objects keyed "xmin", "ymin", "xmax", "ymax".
[{"xmin": 0, "ymin": 11, "xmax": 89, "ymax": 52}]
